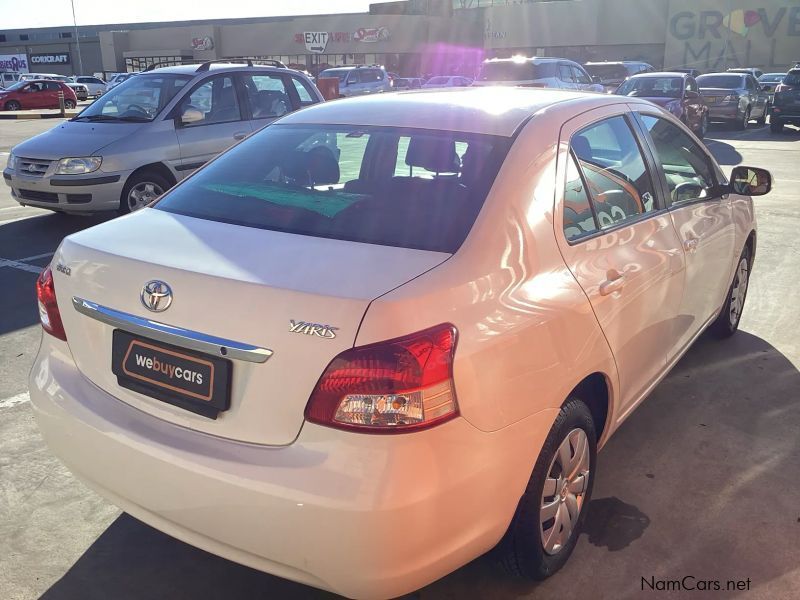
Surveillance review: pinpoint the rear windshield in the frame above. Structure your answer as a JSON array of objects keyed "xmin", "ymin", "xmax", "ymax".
[
  {"xmin": 584, "ymin": 64, "xmax": 628, "ymax": 81},
  {"xmin": 156, "ymin": 124, "xmax": 511, "ymax": 253},
  {"xmin": 617, "ymin": 76, "xmax": 683, "ymax": 98},
  {"xmin": 477, "ymin": 61, "xmax": 555, "ymax": 82},
  {"xmin": 784, "ymin": 70, "xmax": 800, "ymax": 86},
  {"xmin": 696, "ymin": 74, "xmax": 743, "ymax": 89},
  {"xmin": 759, "ymin": 74, "xmax": 786, "ymax": 83}
]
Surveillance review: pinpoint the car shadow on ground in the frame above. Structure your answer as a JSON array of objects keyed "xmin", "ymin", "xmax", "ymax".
[
  {"xmin": 707, "ymin": 122, "xmax": 800, "ymax": 143},
  {"xmin": 38, "ymin": 329, "xmax": 800, "ymax": 599},
  {"xmin": 0, "ymin": 213, "xmax": 110, "ymax": 337}
]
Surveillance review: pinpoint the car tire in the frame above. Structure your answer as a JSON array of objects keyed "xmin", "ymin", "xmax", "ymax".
[
  {"xmin": 710, "ymin": 245, "xmax": 752, "ymax": 338},
  {"xmin": 755, "ymin": 108, "xmax": 767, "ymax": 126},
  {"xmin": 735, "ymin": 107, "xmax": 750, "ymax": 130},
  {"xmin": 496, "ymin": 397, "xmax": 597, "ymax": 580},
  {"xmin": 64, "ymin": 99, "xmax": 76, "ymax": 109},
  {"xmin": 119, "ymin": 170, "xmax": 171, "ymax": 215},
  {"xmin": 4, "ymin": 100, "xmax": 21, "ymax": 111},
  {"xmin": 770, "ymin": 120, "xmax": 784, "ymax": 134}
]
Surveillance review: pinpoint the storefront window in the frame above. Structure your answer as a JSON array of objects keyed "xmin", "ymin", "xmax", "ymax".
[{"xmin": 125, "ymin": 55, "xmax": 191, "ymax": 72}]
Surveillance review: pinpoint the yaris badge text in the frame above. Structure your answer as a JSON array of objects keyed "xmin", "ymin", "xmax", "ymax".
[{"xmin": 289, "ymin": 320, "xmax": 338, "ymax": 339}]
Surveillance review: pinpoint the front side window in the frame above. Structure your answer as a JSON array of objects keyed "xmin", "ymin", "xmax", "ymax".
[
  {"xmin": 572, "ymin": 66, "xmax": 591, "ymax": 85},
  {"xmin": 180, "ymin": 75, "xmax": 241, "ymax": 126},
  {"xmin": 156, "ymin": 124, "xmax": 510, "ymax": 253},
  {"xmin": 558, "ymin": 65, "xmax": 575, "ymax": 83},
  {"xmin": 242, "ymin": 74, "xmax": 291, "ymax": 119},
  {"xmin": 571, "ymin": 116, "xmax": 657, "ymax": 230},
  {"xmin": 639, "ymin": 115, "xmax": 715, "ymax": 206},
  {"xmin": 74, "ymin": 74, "xmax": 191, "ymax": 122}
]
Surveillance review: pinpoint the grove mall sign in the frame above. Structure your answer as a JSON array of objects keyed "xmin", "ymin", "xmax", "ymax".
[{"xmin": 0, "ymin": 54, "xmax": 29, "ymax": 73}]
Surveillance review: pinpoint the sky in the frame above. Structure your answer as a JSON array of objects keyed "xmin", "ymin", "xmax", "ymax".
[{"xmin": 0, "ymin": 0, "xmax": 379, "ymax": 29}]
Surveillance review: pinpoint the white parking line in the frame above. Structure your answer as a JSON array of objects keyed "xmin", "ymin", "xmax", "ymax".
[
  {"xmin": 0, "ymin": 392, "xmax": 30, "ymax": 409},
  {"xmin": 0, "ymin": 257, "xmax": 43, "ymax": 274},
  {"xmin": 19, "ymin": 252, "xmax": 54, "ymax": 262}
]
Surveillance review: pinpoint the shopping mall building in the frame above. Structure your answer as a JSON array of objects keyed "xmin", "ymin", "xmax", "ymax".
[{"xmin": 1, "ymin": 0, "xmax": 798, "ymax": 78}]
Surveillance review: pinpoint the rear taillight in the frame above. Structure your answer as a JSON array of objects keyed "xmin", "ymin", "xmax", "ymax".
[
  {"xmin": 775, "ymin": 84, "xmax": 787, "ymax": 93},
  {"xmin": 305, "ymin": 324, "xmax": 458, "ymax": 433},
  {"xmin": 36, "ymin": 266, "xmax": 67, "ymax": 341}
]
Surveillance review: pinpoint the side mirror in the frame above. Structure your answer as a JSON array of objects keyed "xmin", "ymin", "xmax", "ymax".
[
  {"xmin": 729, "ymin": 166, "xmax": 771, "ymax": 196},
  {"xmin": 179, "ymin": 107, "xmax": 204, "ymax": 126},
  {"xmin": 591, "ymin": 76, "xmax": 602, "ymax": 84},
  {"xmin": 685, "ymin": 90, "xmax": 700, "ymax": 99}
]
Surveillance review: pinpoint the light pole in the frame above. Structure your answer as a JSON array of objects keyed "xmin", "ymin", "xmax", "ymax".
[{"xmin": 70, "ymin": 0, "xmax": 84, "ymax": 75}]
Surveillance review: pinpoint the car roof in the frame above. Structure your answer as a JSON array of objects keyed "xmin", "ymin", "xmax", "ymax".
[
  {"xmin": 628, "ymin": 71, "xmax": 687, "ymax": 78},
  {"xmin": 483, "ymin": 56, "xmax": 574, "ymax": 64},
  {"xmin": 585, "ymin": 61, "xmax": 648, "ymax": 65},
  {"xmin": 148, "ymin": 63, "xmax": 292, "ymax": 76},
  {"xmin": 279, "ymin": 87, "xmax": 646, "ymax": 137}
]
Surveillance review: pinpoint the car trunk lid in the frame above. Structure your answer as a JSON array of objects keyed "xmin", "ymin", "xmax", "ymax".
[{"xmin": 53, "ymin": 208, "xmax": 450, "ymax": 445}]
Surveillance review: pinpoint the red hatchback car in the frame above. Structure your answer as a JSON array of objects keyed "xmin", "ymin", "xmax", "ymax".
[{"xmin": 0, "ymin": 80, "xmax": 78, "ymax": 111}]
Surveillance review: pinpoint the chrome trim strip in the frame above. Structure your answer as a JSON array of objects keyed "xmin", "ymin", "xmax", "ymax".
[{"xmin": 72, "ymin": 297, "xmax": 273, "ymax": 364}]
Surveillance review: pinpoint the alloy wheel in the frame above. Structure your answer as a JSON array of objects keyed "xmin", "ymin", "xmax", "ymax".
[
  {"xmin": 729, "ymin": 257, "xmax": 749, "ymax": 327},
  {"xmin": 6, "ymin": 100, "xmax": 20, "ymax": 111},
  {"xmin": 127, "ymin": 181, "xmax": 164, "ymax": 212},
  {"xmin": 540, "ymin": 428, "xmax": 590, "ymax": 555}
]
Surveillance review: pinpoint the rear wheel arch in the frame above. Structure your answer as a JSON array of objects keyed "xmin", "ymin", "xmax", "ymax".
[
  {"xmin": 567, "ymin": 372, "xmax": 610, "ymax": 443},
  {"xmin": 745, "ymin": 230, "xmax": 757, "ymax": 266}
]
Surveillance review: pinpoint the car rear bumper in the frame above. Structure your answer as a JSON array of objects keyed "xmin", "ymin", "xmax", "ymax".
[
  {"xmin": 771, "ymin": 105, "xmax": 800, "ymax": 123},
  {"xmin": 706, "ymin": 104, "xmax": 741, "ymax": 120},
  {"xmin": 30, "ymin": 334, "xmax": 554, "ymax": 599},
  {"xmin": 4, "ymin": 168, "xmax": 129, "ymax": 212}
]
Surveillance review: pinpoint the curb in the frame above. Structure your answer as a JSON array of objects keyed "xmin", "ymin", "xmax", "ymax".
[{"xmin": 0, "ymin": 112, "xmax": 78, "ymax": 120}]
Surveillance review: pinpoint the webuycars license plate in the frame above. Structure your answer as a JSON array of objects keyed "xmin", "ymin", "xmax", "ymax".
[{"xmin": 111, "ymin": 330, "xmax": 231, "ymax": 419}]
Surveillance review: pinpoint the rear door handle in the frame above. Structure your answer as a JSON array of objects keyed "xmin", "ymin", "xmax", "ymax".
[
  {"xmin": 599, "ymin": 270, "xmax": 625, "ymax": 296},
  {"xmin": 684, "ymin": 238, "xmax": 700, "ymax": 253},
  {"xmin": 233, "ymin": 132, "xmax": 248, "ymax": 141}
]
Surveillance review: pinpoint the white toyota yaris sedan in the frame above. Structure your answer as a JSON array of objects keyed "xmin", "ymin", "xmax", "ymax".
[{"xmin": 31, "ymin": 88, "xmax": 770, "ymax": 599}]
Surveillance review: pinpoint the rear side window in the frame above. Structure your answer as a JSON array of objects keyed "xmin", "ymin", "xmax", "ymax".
[
  {"xmin": 242, "ymin": 74, "xmax": 292, "ymax": 119},
  {"xmin": 360, "ymin": 69, "xmax": 384, "ymax": 82},
  {"xmin": 291, "ymin": 77, "xmax": 317, "ymax": 106},
  {"xmin": 156, "ymin": 124, "xmax": 511, "ymax": 253},
  {"xmin": 570, "ymin": 116, "xmax": 657, "ymax": 230},
  {"xmin": 563, "ymin": 152, "xmax": 598, "ymax": 241}
]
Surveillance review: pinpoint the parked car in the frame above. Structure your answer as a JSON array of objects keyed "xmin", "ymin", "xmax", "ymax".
[
  {"xmin": 19, "ymin": 72, "xmax": 62, "ymax": 82},
  {"xmin": 4, "ymin": 62, "xmax": 323, "ymax": 214},
  {"xmin": 728, "ymin": 67, "xmax": 764, "ymax": 80},
  {"xmin": 670, "ymin": 68, "xmax": 702, "ymax": 79},
  {"xmin": 0, "ymin": 79, "xmax": 77, "ymax": 111},
  {"xmin": 0, "ymin": 71, "xmax": 20, "ymax": 89},
  {"xmin": 317, "ymin": 65, "xmax": 392, "ymax": 97},
  {"xmin": 107, "ymin": 72, "xmax": 138, "ymax": 89},
  {"xmin": 584, "ymin": 61, "xmax": 655, "ymax": 93},
  {"xmin": 421, "ymin": 75, "xmax": 473, "ymax": 88},
  {"xmin": 474, "ymin": 56, "xmax": 603, "ymax": 93},
  {"xmin": 29, "ymin": 87, "xmax": 769, "ymax": 600},
  {"xmin": 615, "ymin": 72, "xmax": 709, "ymax": 137},
  {"xmin": 770, "ymin": 68, "xmax": 800, "ymax": 133},
  {"xmin": 75, "ymin": 75, "xmax": 108, "ymax": 98},
  {"xmin": 393, "ymin": 77, "xmax": 423, "ymax": 90},
  {"xmin": 697, "ymin": 72, "xmax": 769, "ymax": 129},
  {"xmin": 65, "ymin": 82, "xmax": 89, "ymax": 101},
  {"xmin": 758, "ymin": 72, "xmax": 787, "ymax": 106}
]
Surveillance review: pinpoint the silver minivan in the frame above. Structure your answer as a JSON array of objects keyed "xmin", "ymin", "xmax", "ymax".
[
  {"xmin": 473, "ymin": 57, "xmax": 604, "ymax": 93},
  {"xmin": 318, "ymin": 65, "xmax": 392, "ymax": 97},
  {"xmin": 4, "ymin": 61, "xmax": 323, "ymax": 215}
]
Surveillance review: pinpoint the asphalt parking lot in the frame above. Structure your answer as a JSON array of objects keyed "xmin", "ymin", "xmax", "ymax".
[{"xmin": 1, "ymin": 118, "xmax": 798, "ymax": 600}]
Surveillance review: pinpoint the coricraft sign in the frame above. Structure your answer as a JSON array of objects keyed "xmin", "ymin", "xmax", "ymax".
[
  {"xmin": 30, "ymin": 53, "xmax": 71, "ymax": 65},
  {"xmin": 0, "ymin": 54, "xmax": 29, "ymax": 73},
  {"xmin": 665, "ymin": 3, "xmax": 800, "ymax": 70}
]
